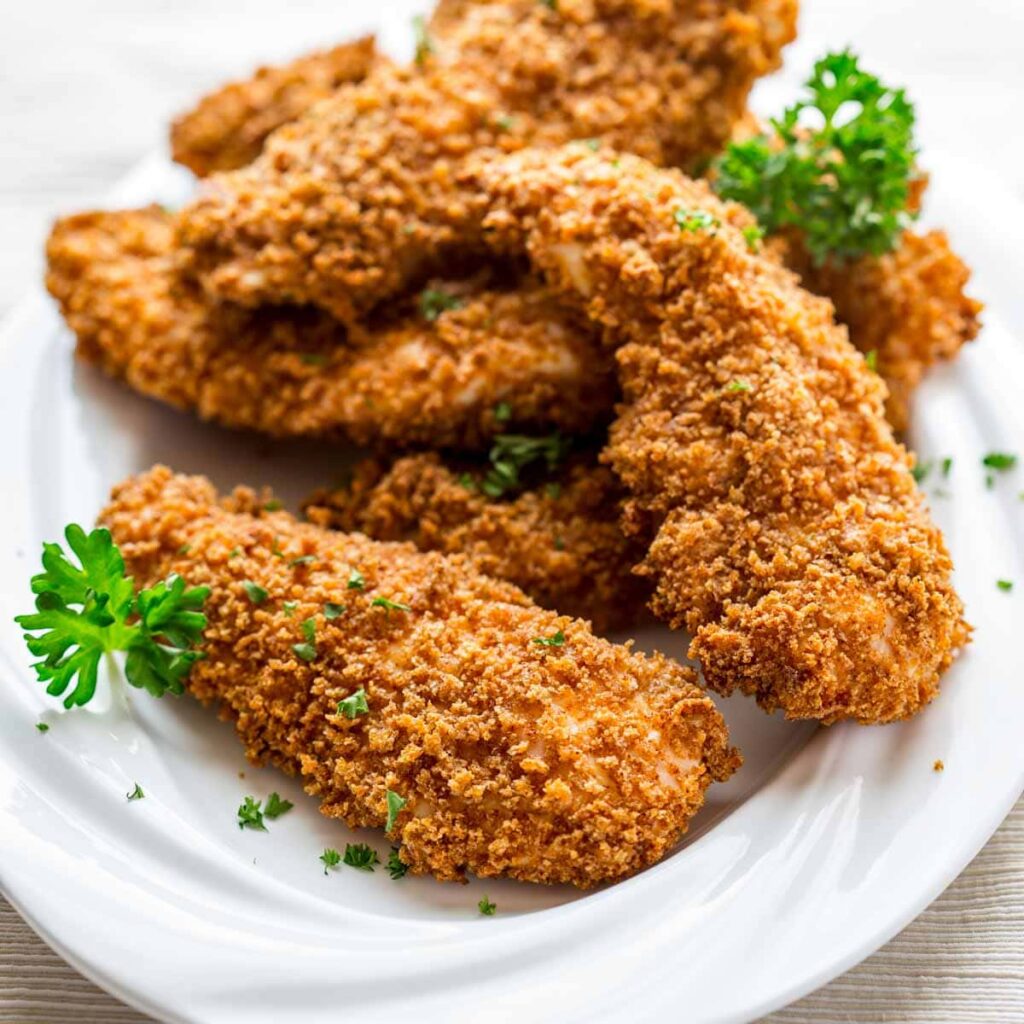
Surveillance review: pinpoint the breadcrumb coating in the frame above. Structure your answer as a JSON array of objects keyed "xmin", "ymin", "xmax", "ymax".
[
  {"xmin": 304, "ymin": 453, "xmax": 648, "ymax": 633},
  {"xmin": 787, "ymin": 230, "xmax": 983, "ymax": 433},
  {"xmin": 100, "ymin": 465, "xmax": 738, "ymax": 887},
  {"xmin": 45, "ymin": 207, "xmax": 614, "ymax": 447},
  {"xmin": 171, "ymin": 37, "xmax": 381, "ymax": 176},
  {"xmin": 177, "ymin": 0, "xmax": 796, "ymax": 322},
  {"xmin": 472, "ymin": 144, "xmax": 969, "ymax": 724}
]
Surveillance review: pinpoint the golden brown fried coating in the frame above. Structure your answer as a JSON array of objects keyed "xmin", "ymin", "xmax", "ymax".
[
  {"xmin": 304, "ymin": 453, "xmax": 648, "ymax": 633},
  {"xmin": 786, "ymin": 230, "xmax": 983, "ymax": 433},
  {"xmin": 100, "ymin": 465, "xmax": 738, "ymax": 887},
  {"xmin": 171, "ymin": 37, "xmax": 381, "ymax": 176},
  {"xmin": 472, "ymin": 145, "xmax": 968, "ymax": 724},
  {"xmin": 45, "ymin": 208, "xmax": 614, "ymax": 448},
  {"xmin": 177, "ymin": 0, "xmax": 796, "ymax": 321}
]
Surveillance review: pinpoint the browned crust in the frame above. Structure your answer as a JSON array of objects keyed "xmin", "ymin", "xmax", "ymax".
[
  {"xmin": 177, "ymin": 0, "xmax": 797, "ymax": 322},
  {"xmin": 171, "ymin": 37, "xmax": 381, "ymax": 176},
  {"xmin": 45, "ymin": 207, "xmax": 615, "ymax": 448},
  {"xmin": 100, "ymin": 465, "xmax": 738, "ymax": 887},
  {"xmin": 304, "ymin": 453, "xmax": 648, "ymax": 633},
  {"xmin": 472, "ymin": 144, "xmax": 969, "ymax": 724}
]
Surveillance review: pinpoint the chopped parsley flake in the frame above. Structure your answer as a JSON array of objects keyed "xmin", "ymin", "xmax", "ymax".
[
  {"xmin": 742, "ymin": 224, "xmax": 765, "ymax": 252},
  {"xmin": 35, "ymin": 721, "xmax": 49, "ymax": 733},
  {"xmin": 372, "ymin": 597, "xmax": 412, "ymax": 614},
  {"xmin": 264, "ymin": 792, "xmax": 294, "ymax": 819},
  {"xmin": 494, "ymin": 401, "xmax": 512, "ymax": 422},
  {"xmin": 533, "ymin": 629, "xmax": 566, "ymax": 648},
  {"xmin": 242, "ymin": 581, "xmax": 268, "ymax": 604},
  {"xmin": 263, "ymin": 499, "xmax": 283, "ymax": 512},
  {"xmin": 482, "ymin": 433, "xmax": 570, "ymax": 499},
  {"xmin": 412, "ymin": 14, "xmax": 433, "ymax": 66},
  {"xmin": 292, "ymin": 618, "xmax": 317, "ymax": 662},
  {"xmin": 982, "ymin": 452, "xmax": 1017, "ymax": 472},
  {"xmin": 127, "ymin": 783, "xmax": 145, "ymax": 801},
  {"xmin": 545, "ymin": 482, "xmax": 562, "ymax": 500},
  {"xmin": 554, "ymin": 536, "xmax": 565, "ymax": 551},
  {"xmin": 228, "ymin": 547, "xmax": 241, "ymax": 559},
  {"xmin": 459, "ymin": 473, "xmax": 477, "ymax": 491},
  {"xmin": 237, "ymin": 796, "xmax": 267, "ymax": 831},
  {"xmin": 997, "ymin": 579, "xmax": 1014, "ymax": 592},
  {"xmin": 420, "ymin": 287, "xmax": 462, "ymax": 321},
  {"xmin": 865, "ymin": 349, "xmax": 878, "ymax": 373},
  {"xmin": 320, "ymin": 847, "xmax": 342, "ymax": 874},
  {"xmin": 584, "ymin": 138, "xmax": 600, "ymax": 152},
  {"xmin": 726, "ymin": 379, "xmax": 751, "ymax": 393},
  {"xmin": 674, "ymin": 209, "xmax": 720, "ymax": 234},
  {"xmin": 177, "ymin": 543, "xmax": 191, "ymax": 555},
  {"xmin": 387, "ymin": 848, "xmax": 408, "ymax": 879},
  {"xmin": 941, "ymin": 457, "xmax": 953, "ymax": 477},
  {"xmin": 478, "ymin": 896, "xmax": 497, "ymax": 916},
  {"xmin": 337, "ymin": 688, "xmax": 370, "ymax": 719},
  {"xmin": 300, "ymin": 353, "xmax": 327, "ymax": 367},
  {"xmin": 282, "ymin": 601, "xmax": 298, "ymax": 617},
  {"xmin": 911, "ymin": 460, "xmax": 932, "ymax": 484},
  {"xmin": 324, "ymin": 602, "xmax": 346, "ymax": 620},
  {"xmin": 288, "ymin": 555, "xmax": 316, "ymax": 568},
  {"xmin": 494, "ymin": 114, "xmax": 514, "ymax": 132},
  {"xmin": 343, "ymin": 843, "xmax": 380, "ymax": 871},
  {"xmin": 385, "ymin": 790, "xmax": 407, "ymax": 833},
  {"xmin": 347, "ymin": 568, "xmax": 365, "ymax": 591}
]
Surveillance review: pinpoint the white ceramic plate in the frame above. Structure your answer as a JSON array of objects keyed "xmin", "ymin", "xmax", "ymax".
[{"xmin": 1, "ymin": 100, "xmax": 1024, "ymax": 1024}]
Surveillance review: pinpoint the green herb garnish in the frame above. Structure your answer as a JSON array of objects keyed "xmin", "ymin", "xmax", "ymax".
[
  {"xmin": 997, "ymin": 579, "xmax": 1014, "ymax": 592},
  {"xmin": 911, "ymin": 460, "xmax": 932, "ymax": 484},
  {"xmin": 713, "ymin": 49, "xmax": 917, "ymax": 264},
  {"xmin": 347, "ymin": 569, "xmax": 365, "ymax": 591},
  {"xmin": 35, "ymin": 721, "xmax": 49, "ymax": 733},
  {"xmin": 264, "ymin": 792, "xmax": 294, "ymax": 819},
  {"xmin": 282, "ymin": 601, "xmax": 298, "ymax": 617},
  {"xmin": 741, "ymin": 224, "xmax": 764, "ymax": 252},
  {"xmin": 343, "ymin": 843, "xmax": 380, "ymax": 871},
  {"xmin": 412, "ymin": 14, "xmax": 433, "ymax": 66},
  {"xmin": 385, "ymin": 790, "xmax": 407, "ymax": 833},
  {"xmin": 242, "ymin": 580, "xmax": 268, "ymax": 605},
  {"xmin": 337, "ymin": 688, "xmax": 370, "ymax": 719},
  {"xmin": 533, "ymin": 629, "xmax": 566, "ymax": 648},
  {"xmin": 482, "ymin": 433, "xmax": 570, "ymax": 499},
  {"xmin": 237, "ymin": 796, "xmax": 267, "ymax": 831},
  {"xmin": 292, "ymin": 618, "xmax": 317, "ymax": 662},
  {"xmin": 865, "ymin": 349, "xmax": 878, "ymax": 373},
  {"xmin": 982, "ymin": 452, "xmax": 1017, "ymax": 472},
  {"xmin": 674, "ymin": 209, "xmax": 720, "ymax": 234},
  {"xmin": 288, "ymin": 555, "xmax": 316, "ymax": 568},
  {"xmin": 420, "ymin": 287, "xmax": 462, "ymax": 321},
  {"xmin": 324, "ymin": 602, "xmax": 346, "ymax": 620},
  {"xmin": 15, "ymin": 525, "xmax": 208, "ymax": 708},
  {"xmin": 494, "ymin": 402, "xmax": 512, "ymax": 422},
  {"xmin": 127, "ymin": 783, "xmax": 145, "ymax": 801},
  {"xmin": 320, "ymin": 847, "xmax": 342, "ymax": 874},
  {"xmin": 372, "ymin": 597, "xmax": 412, "ymax": 615},
  {"xmin": 478, "ymin": 896, "xmax": 497, "ymax": 916},
  {"xmin": 387, "ymin": 848, "xmax": 408, "ymax": 879},
  {"xmin": 726, "ymin": 379, "xmax": 751, "ymax": 393}
]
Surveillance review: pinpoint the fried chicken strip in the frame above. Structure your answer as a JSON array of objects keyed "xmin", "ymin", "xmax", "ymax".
[
  {"xmin": 171, "ymin": 36, "xmax": 381, "ymax": 176},
  {"xmin": 46, "ymin": 208, "xmax": 613, "ymax": 447},
  {"xmin": 473, "ymin": 145, "xmax": 968, "ymax": 724},
  {"xmin": 786, "ymin": 231, "xmax": 983, "ymax": 433},
  {"xmin": 100, "ymin": 465, "xmax": 738, "ymax": 887},
  {"xmin": 304, "ymin": 453, "xmax": 647, "ymax": 632},
  {"xmin": 177, "ymin": 0, "xmax": 796, "ymax": 322}
]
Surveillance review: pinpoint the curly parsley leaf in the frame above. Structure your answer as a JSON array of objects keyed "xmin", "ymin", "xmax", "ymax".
[
  {"xmin": 237, "ymin": 796, "xmax": 267, "ymax": 831},
  {"xmin": 320, "ymin": 847, "xmax": 342, "ymax": 874},
  {"xmin": 264, "ymin": 792, "xmax": 294, "ymax": 820},
  {"xmin": 478, "ymin": 896, "xmax": 497, "ymax": 916},
  {"xmin": 713, "ymin": 49, "xmax": 918, "ymax": 264},
  {"xmin": 15, "ymin": 525, "xmax": 208, "ymax": 708},
  {"xmin": 343, "ymin": 843, "xmax": 380, "ymax": 871}
]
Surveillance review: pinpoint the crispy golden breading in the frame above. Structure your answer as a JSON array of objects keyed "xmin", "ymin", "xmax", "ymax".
[
  {"xmin": 45, "ymin": 208, "xmax": 614, "ymax": 447},
  {"xmin": 100, "ymin": 466, "xmax": 738, "ymax": 887},
  {"xmin": 304, "ymin": 453, "xmax": 648, "ymax": 633},
  {"xmin": 171, "ymin": 37, "xmax": 381, "ymax": 176},
  {"xmin": 472, "ymin": 145, "xmax": 968, "ymax": 724},
  {"xmin": 177, "ymin": 0, "xmax": 796, "ymax": 321},
  {"xmin": 787, "ymin": 230, "xmax": 983, "ymax": 433}
]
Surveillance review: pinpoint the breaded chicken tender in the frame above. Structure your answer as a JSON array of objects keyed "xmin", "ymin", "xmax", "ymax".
[
  {"xmin": 100, "ymin": 465, "xmax": 738, "ymax": 887},
  {"xmin": 472, "ymin": 145, "xmax": 968, "ymax": 724},
  {"xmin": 46, "ymin": 208, "xmax": 613, "ymax": 447},
  {"xmin": 177, "ymin": 0, "xmax": 796, "ymax": 322},
  {"xmin": 304, "ymin": 453, "xmax": 647, "ymax": 632},
  {"xmin": 171, "ymin": 36, "xmax": 381, "ymax": 176},
  {"xmin": 787, "ymin": 230, "xmax": 983, "ymax": 433}
]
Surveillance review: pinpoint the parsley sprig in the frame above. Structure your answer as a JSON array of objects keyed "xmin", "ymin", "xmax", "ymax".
[
  {"xmin": 420, "ymin": 287, "xmax": 462, "ymax": 321},
  {"xmin": 15, "ymin": 525, "xmax": 209, "ymax": 708},
  {"xmin": 713, "ymin": 49, "xmax": 918, "ymax": 264},
  {"xmin": 479, "ymin": 433, "xmax": 571, "ymax": 499}
]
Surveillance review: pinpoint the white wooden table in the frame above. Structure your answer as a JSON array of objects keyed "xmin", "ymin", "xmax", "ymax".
[{"xmin": 2, "ymin": 1, "xmax": 1024, "ymax": 1020}]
